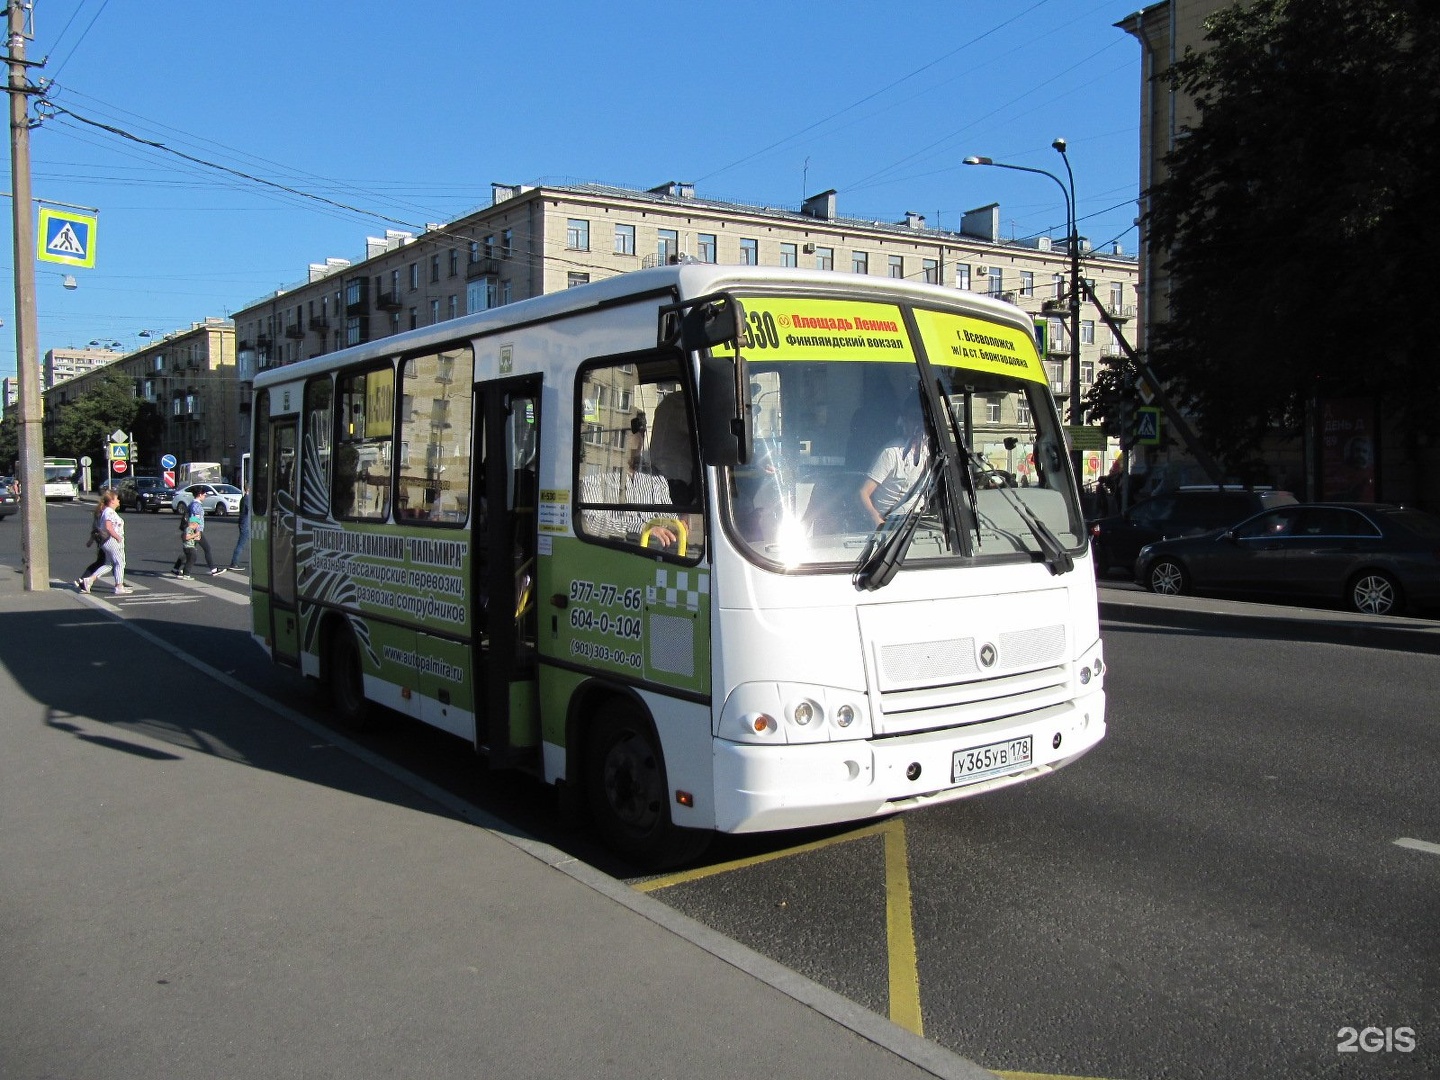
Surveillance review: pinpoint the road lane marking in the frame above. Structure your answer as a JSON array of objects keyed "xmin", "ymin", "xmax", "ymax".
[
  {"xmin": 883, "ymin": 819, "xmax": 923, "ymax": 1036},
  {"xmin": 993, "ymin": 1072, "xmax": 1120, "ymax": 1080},
  {"xmin": 1394, "ymin": 837, "xmax": 1440, "ymax": 856},
  {"xmin": 636, "ymin": 818, "xmax": 926, "ymax": 1037},
  {"xmin": 633, "ymin": 819, "xmax": 892, "ymax": 892}
]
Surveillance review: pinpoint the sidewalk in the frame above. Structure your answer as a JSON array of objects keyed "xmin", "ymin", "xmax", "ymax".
[
  {"xmin": 0, "ymin": 573, "xmax": 992, "ymax": 1080},
  {"xmin": 1098, "ymin": 581, "xmax": 1440, "ymax": 655}
]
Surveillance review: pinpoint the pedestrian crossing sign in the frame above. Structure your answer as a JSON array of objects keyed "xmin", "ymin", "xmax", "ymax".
[
  {"xmin": 37, "ymin": 208, "xmax": 97, "ymax": 268},
  {"xmin": 1136, "ymin": 406, "xmax": 1162, "ymax": 446}
]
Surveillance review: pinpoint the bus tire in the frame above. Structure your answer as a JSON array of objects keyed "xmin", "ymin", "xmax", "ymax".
[
  {"xmin": 584, "ymin": 700, "xmax": 710, "ymax": 869},
  {"xmin": 327, "ymin": 626, "xmax": 377, "ymax": 731}
]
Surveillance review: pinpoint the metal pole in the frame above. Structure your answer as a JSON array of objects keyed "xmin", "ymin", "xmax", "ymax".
[
  {"xmin": 1053, "ymin": 139, "xmax": 1084, "ymax": 487},
  {"xmin": 7, "ymin": 3, "xmax": 49, "ymax": 589}
]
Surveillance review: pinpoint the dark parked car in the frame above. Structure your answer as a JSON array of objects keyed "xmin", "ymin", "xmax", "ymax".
[
  {"xmin": 0, "ymin": 476, "xmax": 17, "ymax": 520},
  {"xmin": 1088, "ymin": 486, "xmax": 1298, "ymax": 576},
  {"xmin": 119, "ymin": 475, "xmax": 174, "ymax": 514},
  {"xmin": 1135, "ymin": 502, "xmax": 1440, "ymax": 617}
]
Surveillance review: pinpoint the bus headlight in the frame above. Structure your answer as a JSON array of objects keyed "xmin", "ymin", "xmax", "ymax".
[{"xmin": 718, "ymin": 683, "xmax": 872, "ymax": 744}]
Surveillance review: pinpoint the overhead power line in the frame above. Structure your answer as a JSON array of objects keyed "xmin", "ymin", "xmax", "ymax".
[{"xmin": 35, "ymin": 102, "xmax": 425, "ymax": 232}]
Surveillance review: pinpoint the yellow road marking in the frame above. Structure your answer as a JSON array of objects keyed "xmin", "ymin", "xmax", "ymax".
[
  {"xmin": 633, "ymin": 817, "xmax": 926, "ymax": 1035},
  {"xmin": 882, "ymin": 818, "xmax": 923, "ymax": 1036},
  {"xmin": 632, "ymin": 819, "xmax": 892, "ymax": 892}
]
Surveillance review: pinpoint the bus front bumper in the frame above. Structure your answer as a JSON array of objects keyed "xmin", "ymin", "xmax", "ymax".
[{"xmin": 710, "ymin": 690, "xmax": 1105, "ymax": 834}]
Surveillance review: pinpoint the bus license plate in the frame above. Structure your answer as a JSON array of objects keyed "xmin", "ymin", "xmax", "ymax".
[{"xmin": 952, "ymin": 736, "xmax": 1033, "ymax": 784}]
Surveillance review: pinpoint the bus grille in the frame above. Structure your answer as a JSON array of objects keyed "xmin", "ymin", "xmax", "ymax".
[{"xmin": 872, "ymin": 623, "xmax": 1069, "ymax": 736}]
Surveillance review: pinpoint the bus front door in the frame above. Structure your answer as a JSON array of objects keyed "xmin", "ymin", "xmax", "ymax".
[{"xmin": 473, "ymin": 375, "xmax": 541, "ymax": 767}]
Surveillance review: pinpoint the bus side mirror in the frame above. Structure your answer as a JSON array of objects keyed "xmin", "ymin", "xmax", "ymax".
[
  {"xmin": 699, "ymin": 353, "xmax": 753, "ymax": 466},
  {"xmin": 680, "ymin": 298, "xmax": 747, "ymax": 351}
]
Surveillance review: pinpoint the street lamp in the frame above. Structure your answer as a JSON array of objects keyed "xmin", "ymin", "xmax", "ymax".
[
  {"xmin": 965, "ymin": 141, "xmax": 1084, "ymax": 481},
  {"xmin": 89, "ymin": 339, "xmax": 122, "ymax": 349}
]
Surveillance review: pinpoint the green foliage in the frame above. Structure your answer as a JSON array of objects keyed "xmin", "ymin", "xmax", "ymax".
[
  {"xmin": 1145, "ymin": 0, "xmax": 1440, "ymax": 461},
  {"xmin": 0, "ymin": 411, "xmax": 17, "ymax": 474},
  {"xmin": 48, "ymin": 371, "xmax": 141, "ymax": 460}
]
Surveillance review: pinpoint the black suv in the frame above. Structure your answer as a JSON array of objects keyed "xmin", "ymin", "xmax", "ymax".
[
  {"xmin": 120, "ymin": 475, "xmax": 173, "ymax": 514},
  {"xmin": 1089, "ymin": 486, "xmax": 1298, "ymax": 577}
]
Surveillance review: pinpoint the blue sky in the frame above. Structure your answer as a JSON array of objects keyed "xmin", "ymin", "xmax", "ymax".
[{"xmin": 3, "ymin": 0, "xmax": 1146, "ymax": 382}]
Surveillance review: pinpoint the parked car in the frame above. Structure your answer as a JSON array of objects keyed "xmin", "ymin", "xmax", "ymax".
[
  {"xmin": 172, "ymin": 482, "xmax": 244, "ymax": 516},
  {"xmin": 1135, "ymin": 502, "xmax": 1440, "ymax": 617},
  {"xmin": 0, "ymin": 476, "xmax": 17, "ymax": 520},
  {"xmin": 120, "ymin": 475, "xmax": 174, "ymax": 514},
  {"xmin": 1088, "ymin": 485, "xmax": 1298, "ymax": 576}
]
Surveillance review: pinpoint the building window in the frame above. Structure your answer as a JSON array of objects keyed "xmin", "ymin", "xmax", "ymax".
[
  {"xmin": 409, "ymin": 263, "xmax": 419, "ymax": 290},
  {"xmin": 447, "ymin": 295, "xmax": 457, "ymax": 320},
  {"xmin": 657, "ymin": 229, "xmax": 679, "ymax": 263},
  {"xmin": 740, "ymin": 238, "xmax": 759, "ymax": 265},
  {"xmin": 391, "ymin": 313, "xmax": 401, "ymax": 335},
  {"xmin": 567, "ymin": 272, "xmax": 590, "ymax": 288},
  {"xmin": 430, "ymin": 299, "xmax": 441, "ymax": 324},
  {"xmin": 851, "ymin": 251, "xmax": 868, "ymax": 275},
  {"xmin": 429, "ymin": 255, "xmax": 440, "ymax": 283},
  {"xmin": 1016, "ymin": 398, "xmax": 1031, "ymax": 426},
  {"xmin": 986, "ymin": 400, "xmax": 1001, "ymax": 423},
  {"xmin": 448, "ymin": 249, "xmax": 459, "ymax": 277},
  {"xmin": 1081, "ymin": 320, "xmax": 1095, "ymax": 345},
  {"xmin": 502, "ymin": 229, "xmax": 513, "ymax": 258},
  {"xmin": 889, "ymin": 255, "xmax": 904, "ymax": 278},
  {"xmin": 697, "ymin": 234, "xmax": 716, "ymax": 263},
  {"xmin": 345, "ymin": 316, "xmax": 363, "ymax": 347},
  {"xmin": 468, "ymin": 240, "xmax": 480, "ymax": 263},
  {"xmin": 1110, "ymin": 282, "xmax": 1125, "ymax": 310},
  {"xmin": 1081, "ymin": 360, "xmax": 1095, "ymax": 384},
  {"xmin": 467, "ymin": 281, "xmax": 487, "ymax": 312},
  {"xmin": 567, "ymin": 218, "xmax": 590, "ymax": 251},
  {"xmin": 1052, "ymin": 274, "xmax": 1064, "ymax": 300},
  {"xmin": 614, "ymin": 223, "xmax": 635, "ymax": 256},
  {"xmin": 780, "ymin": 242, "xmax": 797, "ymax": 267},
  {"xmin": 922, "ymin": 258, "xmax": 939, "ymax": 285},
  {"xmin": 483, "ymin": 234, "xmax": 495, "ymax": 259},
  {"xmin": 1020, "ymin": 271, "xmax": 1034, "ymax": 297},
  {"xmin": 501, "ymin": 281, "xmax": 512, "ymax": 305},
  {"xmin": 409, "ymin": 307, "xmax": 418, "ymax": 331},
  {"xmin": 987, "ymin": 266, "xmax": 1003, "ymax": 296},
  {"xmin": 815, "ymin": 246, "xmax": 833, "ymax": 271}
]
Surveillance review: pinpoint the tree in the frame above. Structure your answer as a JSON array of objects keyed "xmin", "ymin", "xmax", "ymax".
[
  {"xmin": 0, "ymin": 411, "xmax": 18, "ymax": 474},
  {"xmin": 49, "ymin": 371, "xmax": 141, "ymax": 461},
  {"xmin": 1142, "ymin": 0, "xmax": 1440, "ymax": 468}
]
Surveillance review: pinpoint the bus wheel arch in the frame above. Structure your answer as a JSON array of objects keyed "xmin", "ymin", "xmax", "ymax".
[
  {"xmin": 571, "ymin": 685, "xmax": 710, "ymax": 869},
  {"xmin": 321, "ymin": 615, "xmax": 377, "ymax": 731}
]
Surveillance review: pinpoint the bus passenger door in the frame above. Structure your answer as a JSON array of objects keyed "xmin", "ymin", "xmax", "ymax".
[
  {"xmin": 473, "ymin": 375, "xmax": 541, "ymax": 767},
  {"xmin": 267, "ymin": 420, "xmax": 301, "ymax": 666}
]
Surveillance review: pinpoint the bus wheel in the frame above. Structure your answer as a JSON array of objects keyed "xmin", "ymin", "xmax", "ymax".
[
  {"xmin": 585, "ymin": 702, "xmax": 710, "ymax": 869},
  {"xmin": 327, "ymin": 627, "xmax": 376, "ymax": 731}
]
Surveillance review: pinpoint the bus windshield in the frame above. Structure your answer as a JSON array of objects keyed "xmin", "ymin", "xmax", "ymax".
[{"xmin": 720, "ymin": 297, "xmax": 1084, "ymax": 572}]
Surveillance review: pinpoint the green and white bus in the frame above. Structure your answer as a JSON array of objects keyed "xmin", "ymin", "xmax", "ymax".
[{"xmin": 250, "ymin": 264, "xmax": 1106, "ymax": 864}]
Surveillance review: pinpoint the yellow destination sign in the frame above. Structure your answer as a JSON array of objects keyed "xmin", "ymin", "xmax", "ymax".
[
  {"xmin": 717, "ymin": 297, "xmax": 914, "ymax": 364},
  {"xmin": 910, "ymin": 308, "xmax": 1046, "ymax": 384}
]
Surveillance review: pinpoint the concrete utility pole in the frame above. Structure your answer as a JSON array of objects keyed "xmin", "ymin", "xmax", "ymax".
[{"xmin": 7, "ymin": 1, "xmax": 48, "ymax": 589}]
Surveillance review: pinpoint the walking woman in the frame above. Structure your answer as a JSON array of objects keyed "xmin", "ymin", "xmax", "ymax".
[{"xmin": 75, "ymin": 490, "xmax": 130, "ymax": 594}]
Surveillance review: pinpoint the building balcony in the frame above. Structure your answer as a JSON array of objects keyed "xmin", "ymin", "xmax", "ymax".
[
  {"xmin": 255, "ymin": 334, "xmax": 272, "ymax": 348},
  {"xmin": 308, "ymin": 316, "xmax": 330, "ymax": 331},
  {"xmin": 375, "ymin": 289, "xmax": 403, "ymax": 312},
  {"xmin": 465, "ymin": 258, "xmax": 501, "ymax": 280},
  {"xmin": 284, "ymin": 324, "xmax": 305, "ymax": 340}
]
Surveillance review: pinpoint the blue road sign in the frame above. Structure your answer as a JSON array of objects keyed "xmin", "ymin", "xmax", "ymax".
[{"xmin": 38, "ymin": 208, "xmax": 97, "ymax": 268}]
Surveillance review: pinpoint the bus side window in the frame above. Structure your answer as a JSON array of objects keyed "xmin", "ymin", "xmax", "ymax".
[
  {"xmin": 574, "ymin": 356, "xmax": 704, "ymax": 561},
  {"xmin": 397, "ymin": 346, "xmax": 474, "ymax": 525}
]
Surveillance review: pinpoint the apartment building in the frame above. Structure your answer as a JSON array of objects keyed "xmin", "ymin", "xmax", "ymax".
[
  {"xmin": 43, "ymin": 346, "xmax": 121, "ymax": 390},
  {"xmin": 42, "ymin": 319, "xmax": 238, "ymax": 480},
  {"xmin": 233, "ymin": 180, "xmax": 1138, "ymax": 481}
]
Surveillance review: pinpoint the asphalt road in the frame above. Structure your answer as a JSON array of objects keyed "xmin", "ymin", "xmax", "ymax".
[{"xmin": 5, "ymin": 501, "xmax": 1437, "ymax": 1079}]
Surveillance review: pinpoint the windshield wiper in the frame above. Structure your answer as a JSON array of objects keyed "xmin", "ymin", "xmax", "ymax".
[
  {"xmin": 852, "ymin": 460, "xmax": 941, "ymax": 591},
  {"xmin": 935, "ymin": 395, "xmax": 1072, "ymax": 575}
]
